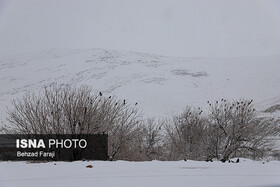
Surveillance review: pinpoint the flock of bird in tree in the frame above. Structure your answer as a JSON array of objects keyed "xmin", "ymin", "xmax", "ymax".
[
  {"xmin": 99, "ymin": 91, "xmax": 138, "ymax": 106},
  {"xmin": 207, "ymin": 99, "xmax": 256, "ymax": 114},
  {"xmin": 98, "ymin": 91, "xmax": 256, "ymax": 116},
  {"xmin": 185, "ymin": 99, "xmax": 256, "ymax": 116}
]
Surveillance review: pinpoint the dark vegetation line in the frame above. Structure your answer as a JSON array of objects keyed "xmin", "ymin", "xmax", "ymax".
[{"xmin": 1, "ymin": 84, "xmax": 279, "ymax": 161}]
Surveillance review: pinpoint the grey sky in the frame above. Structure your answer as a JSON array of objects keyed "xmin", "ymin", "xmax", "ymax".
[{"xmin": 0, "ymin": 0, "xmax": 279, "ymax": 57}]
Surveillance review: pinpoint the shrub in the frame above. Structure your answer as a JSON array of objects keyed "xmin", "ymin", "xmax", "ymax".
[
  {"xmin": 3, "ymin": 84, "xmax": 143, "ymax": 161},
  {"xmin": 165, "ymin": 100, "xmax": 279, "ymax": 161}
]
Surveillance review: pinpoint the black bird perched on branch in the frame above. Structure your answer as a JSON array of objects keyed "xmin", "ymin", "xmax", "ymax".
[
  {"xmin": 84, "ymin": 107, "xmax": 87, "ymax": 114},
  {"xmin": 109, "ymin": 96, "xmax": 111, "ymax": 99},
  {"xmin": 99, "ymin": 91, "xmax": 102, "ymax": 96},
  {"xmin": 123, "ymin": 99, "xmax": 126, "ymax": 105},
  {"xmin": 135, "ymin": 102, "xmax": 138, "ymax": 105}
]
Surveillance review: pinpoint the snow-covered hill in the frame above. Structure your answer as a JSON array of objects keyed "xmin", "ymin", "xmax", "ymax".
[
  {"xmin": 1, "ymin": 49, "xmax": 280, "ymax": 123},
  {"xmin": 0, "ymin": 159, "xmax": 280, "ymax": 187}
]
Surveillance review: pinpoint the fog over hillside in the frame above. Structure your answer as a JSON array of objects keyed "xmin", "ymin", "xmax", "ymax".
[{"xmin": 0, "ymin": 49, "xmax": 280, "ymax": 124}]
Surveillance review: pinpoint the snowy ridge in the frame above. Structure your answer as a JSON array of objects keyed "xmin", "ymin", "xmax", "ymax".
[{"xmin": 0, "ymin": 49, "xmax": 280, "ymax": 123}]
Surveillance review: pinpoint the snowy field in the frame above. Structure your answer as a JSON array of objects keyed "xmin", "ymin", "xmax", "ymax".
[{"xmin": 0, "ymin": 159, "xmax": 280, "ymax": 187}]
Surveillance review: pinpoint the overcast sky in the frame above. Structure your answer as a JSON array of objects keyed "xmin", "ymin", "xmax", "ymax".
[{"xmin": 0, "ymin": 0, "xmax": 279, "ymax": 57}]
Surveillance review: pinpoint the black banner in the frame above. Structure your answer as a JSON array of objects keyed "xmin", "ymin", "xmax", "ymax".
[{"xmin": 0, "ymin": 134, "xmax": 108, "ymax": 161}]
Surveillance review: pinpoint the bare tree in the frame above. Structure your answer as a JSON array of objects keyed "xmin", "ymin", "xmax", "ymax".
[
  {"xmin": 164, "ymin": 100, "xmax": 279, "ymax": 161},
  {"xmin": 206, "ymin": 99, "xmax": 279, "ymax": 161},
  {"xmin": 137, "ymin": 118, "xmax": 165, "ymax": 160},
  {"xmin": 107, "ymin": 118, "xmax": 166, "ymax": 161},
  {"xmin": 165, "ymin": 107, "xmax": 207, "ymax": 160},
  {"xmin": 107, "ymin": 104, "xmax": 143, "ymax": 160},
  {"xmin": 3, "ymin": 83, "xmax": 143, "ymax": 161},
  {"xmin": 4, "ymin": 84, "xmax": 109, "ymax": 134}
]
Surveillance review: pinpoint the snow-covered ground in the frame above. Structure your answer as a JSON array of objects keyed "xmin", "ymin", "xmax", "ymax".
[
  {"xmin": 0, "ymin": 159, "xmax": 280, "ymax": 187},
  {"xmin": 1, "ymin": 49, "xmax": 280, "ymax": 123}
]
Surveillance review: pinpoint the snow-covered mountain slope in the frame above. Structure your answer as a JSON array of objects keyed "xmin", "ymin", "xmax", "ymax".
[{"xmin": 0, "ymin": 49, "xmax": 280, "ymax": 123}]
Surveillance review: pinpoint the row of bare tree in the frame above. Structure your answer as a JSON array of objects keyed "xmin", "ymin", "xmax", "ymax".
[{"xmin": 2, "ymin": 84, "xmax": 279, "ymax": 161}]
